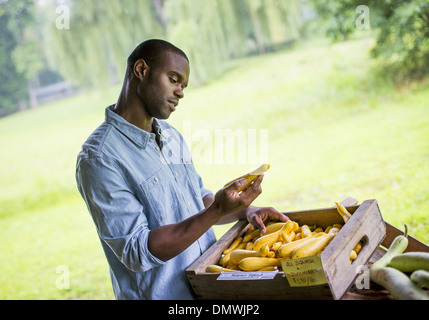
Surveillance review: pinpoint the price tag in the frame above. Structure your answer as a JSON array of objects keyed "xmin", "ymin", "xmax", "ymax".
[
  {"xmin": 281, "ymin": 255, "xmax": 327, "ymax": 287},
  {"xmin": 217, "ymin": 270, "xmax": 278, "ymax": 280}
]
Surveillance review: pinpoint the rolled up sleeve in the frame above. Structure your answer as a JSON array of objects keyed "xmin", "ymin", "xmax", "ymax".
[
  {"xmin": 76, "ymin": 156, "xmax": 164, "ymax": 272},
  {"xmin": 197, "ymin": 173, "xmax": 213, "ymax": 200}
]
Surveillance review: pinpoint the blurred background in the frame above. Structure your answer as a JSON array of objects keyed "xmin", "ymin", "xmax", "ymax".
[{"xmin": 1, "ymin": 0, "xmax": 428, "ymax": 299}]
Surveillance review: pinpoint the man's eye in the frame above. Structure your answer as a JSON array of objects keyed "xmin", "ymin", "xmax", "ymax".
[{"xmin": 169, "ymin": 77, "xmax": 177, "ymax": 84}]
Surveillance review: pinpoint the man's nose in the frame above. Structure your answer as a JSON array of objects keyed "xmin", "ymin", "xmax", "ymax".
[{"xmin": 174, "ymin": 87, "xmax": 184, "ymax": 99}]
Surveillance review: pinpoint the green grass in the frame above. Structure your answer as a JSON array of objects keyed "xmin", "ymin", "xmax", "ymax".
[{"xmin": 1, "ymin": 37, "xmax": 428, "ymax": 299}]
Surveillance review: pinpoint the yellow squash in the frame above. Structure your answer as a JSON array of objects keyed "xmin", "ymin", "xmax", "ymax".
[
  {"xmin": 278, "ymin": 232, "xmax": 325, "ymax": 258},
  {"xmin": 239, "ymin": 257, "xmax": 282, "ymax": 271},
  {"xmin": 265, "ymin": 222, "xmax": 290, "ymax": 235},
  {"xmin": 224, "ymin": 163, "xmax": 270, "ymax": 192},
  {"xmin": 243, "ymin": 229, "xmax": 260, "ymax": 243},
  {"xmin": 300, "ymin": 225, "xmax": 312, "ymax": 238},
  {"xmin": 253, "ymin": 221, "xmax": 294, "ymax": 251},
  {"xmin": 223, "ymin": 237, "xmax": 243, "ymax": 255},
  {"xmin": 354, "ymin": 241, "xmax": 363, "ymax": 254},
  {"xmin": 206, "ymin": 265, "xmax": 240, "ymax": 273},
  {"xmin": 334, "ymin": 201, "xmax": 352, "ymax": 223},
  {"xmin": 229, "ymin": 244, "xmax": 269, "ymax": 264},
  {"xmin": 292, "ymin": 221, "xmax": 300, "ymax": 232},
  {"xmin": 258, "ymin": 266, "xmax": 277, "ymax": 271},
  {"xmin": 350, "ymin": 250, "xmax": 357, "ymax": 262},
  {"xmin": 271, "ymin": 241, "xmax": 283, "ymax": 251},
  {"xmin": 282, "ymin": 231, "xmax": 296, "ymax": 243},
  {"xmin": 266, "ymin": 251, "xmax": 276, "ymax": 258},
  {"xmin": 291, "ymin": 233, "xmax": 336, "ymax": 259},
  {"xmin": 252, "ymin": 231, "xmax": 281, "ymax": 251},
  {"xmin": 235, "ymin": 242, "xmax": 247, "ymax": 250},
  {"xmin": 328, "ymin": 227, "xmax": 341, "ymax": 234},
  {"xmin": 219, "ymin": 251, "xmax": 232, "ymax": 267}
]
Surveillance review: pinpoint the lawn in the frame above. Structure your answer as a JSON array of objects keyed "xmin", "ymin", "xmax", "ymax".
[{"xmin": 1, "ymin": 37, "xmax": 428, "ymax": 299}]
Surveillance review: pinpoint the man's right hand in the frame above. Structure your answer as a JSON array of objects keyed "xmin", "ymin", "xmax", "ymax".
[
  {"xmin": 148, "ymin": 175, "xmax": 264, "ymax": 262},
  {"xmin": 211, "ymin": 175, "xmax": 264, "ymax": 218}
]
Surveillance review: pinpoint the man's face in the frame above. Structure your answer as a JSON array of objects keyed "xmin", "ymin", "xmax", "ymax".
[{"xmin": 138, "ymin": 51, "xmax": 190, "ymax": 120}]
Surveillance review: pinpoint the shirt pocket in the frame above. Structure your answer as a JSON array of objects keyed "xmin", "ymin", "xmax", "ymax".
[{"xmin": 140, "ymin": 168, "xmax": 179, "ymax": 225}]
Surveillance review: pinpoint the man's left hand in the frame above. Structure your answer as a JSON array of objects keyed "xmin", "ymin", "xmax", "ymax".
[{"xmin": 246, "ymin": 206, "xmax": 289, "ymax": 235}]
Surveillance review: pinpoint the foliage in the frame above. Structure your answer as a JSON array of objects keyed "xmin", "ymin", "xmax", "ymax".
[
  {"xmin": 309, "ymin": 0, "xmax": 429, "ymax": 83},
  {"xmin": 0, "ymin": 0, "xmax": 53, "ymax": 113},
  {"xmin": 43, "ymin": 0, "xmax": 165, "ymax": 88},
  {"xmin": 1, "ymin": 0, "xmax": 301, "ymax": 113},
  {"xmin": 307, "ymin": 0, "xmax": 357, "ymax": 41},
  {"xmin": 369, "ymin": 0, "xmax": 429, "ymax": 83},
  {"xmin": 0, "ymin": 0, "xmax": 34, "ymax": 113},
  {"xmin": 0, "ymin": 14, "xmax": 26, "ymax": 114},
  {"xmin": 43, "ymin": 0, "xmax": 303, "ymax": 87}
]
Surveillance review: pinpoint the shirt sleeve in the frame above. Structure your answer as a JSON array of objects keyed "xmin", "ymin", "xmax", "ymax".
[
  {"xmin": 197, "ymin": 171, "xmax": 213, "ymax": 200},
  {"xmin": 76, "ymin": 155, "xmax": 165, "ymax": 272}
]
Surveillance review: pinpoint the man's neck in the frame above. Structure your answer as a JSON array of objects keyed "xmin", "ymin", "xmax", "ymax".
[{"xmin": 114, "ymin": 83, "xmax": 154, "ymax": 133}]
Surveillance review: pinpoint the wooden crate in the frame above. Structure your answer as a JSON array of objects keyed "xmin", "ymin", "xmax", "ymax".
[
  {"xmin": 343, "ymin": 221, "xmax": 429, "ymax": 300},
  {"xmin": 186, "ymin": 199, "xmax": 386, "ymax": 300}
]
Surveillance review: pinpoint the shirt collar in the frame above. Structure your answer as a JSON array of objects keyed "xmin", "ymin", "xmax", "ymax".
[
  {"xmin": 152, "ymin": 117, "xmax": 172, "ymax": 148},
  {"xmin": 105, "ymin": 105, "xmax": 168, "ymax": 149}
]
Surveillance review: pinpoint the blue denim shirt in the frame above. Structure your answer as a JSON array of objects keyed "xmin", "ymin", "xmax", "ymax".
[{"xmin": 75, "ymin": 105, "xmax": 216, "ymax": 300}]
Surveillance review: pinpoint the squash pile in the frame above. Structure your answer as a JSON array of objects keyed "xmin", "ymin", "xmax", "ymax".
[{"xmin": 206, "ymin": 202, "xmax": 363, "ymax": 273}]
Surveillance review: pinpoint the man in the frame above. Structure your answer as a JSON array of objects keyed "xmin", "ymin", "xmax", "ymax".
[{"xmin": 76, "ymin": 39, "xmax": 288, "ymax": 300}]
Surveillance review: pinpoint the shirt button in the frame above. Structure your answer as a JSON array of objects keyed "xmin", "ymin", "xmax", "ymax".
[
  {"xmin": 154, "ymin": 177, "xmax": 159, "ymax": 182},
  {"xmin": 187, "ymin": 201, "xmax": 191, "ymax": 206},
  {"xmin": 155, "ymin": 147, "xmax": 160, "ymax": 151},
  {"xmin": 175, "ymin": 172, "xmax": 179, "ymax": 177}
]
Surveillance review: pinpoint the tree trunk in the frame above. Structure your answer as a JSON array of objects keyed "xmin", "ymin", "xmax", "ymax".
[
  {"xmin": 27, "ymin": 79, "xmax": 38, "ymax": 109},
  {"xmin": 153, "ymin": 0, "xmax": 168, "ymax": 32}
]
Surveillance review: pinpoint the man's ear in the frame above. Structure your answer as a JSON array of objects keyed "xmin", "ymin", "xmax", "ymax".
[{"xmin": 134, "ymin": 59, "xmax": 149, "ymax": 81}]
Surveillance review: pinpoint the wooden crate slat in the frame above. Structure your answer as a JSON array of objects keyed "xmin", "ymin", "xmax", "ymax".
[{"xmin": 322, "ymin": 199, "xmax": 386, "ymax": 299}]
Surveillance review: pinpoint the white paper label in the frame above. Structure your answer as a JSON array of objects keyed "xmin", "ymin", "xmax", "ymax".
[{"xmin": 216, "ymin": 270, "xmax": 278, "ymax": 280}]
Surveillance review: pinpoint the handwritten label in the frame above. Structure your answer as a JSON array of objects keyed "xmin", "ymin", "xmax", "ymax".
[
  {"xmin": 281, "ymin": 255, "xmax": 327, "ymax": 287},
  {"xmin": 217, "ymin": 270, "xmax": 278, "ymax": 281}
]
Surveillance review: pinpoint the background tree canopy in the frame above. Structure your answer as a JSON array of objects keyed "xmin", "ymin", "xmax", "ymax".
[
  {"xmin": 1, "ymin": 0, "xmax": 429, "ymax": 113},
  {"xmin": 43, "ymin": 0, "xmax": 303, "ymax": 87},
  {"xmin": 312, "ymin": 0, "xmax": 429, "ymax": 83},
  {"xmin": 0, "ymin": 0, "xmax": 37, "ymax": 115}
]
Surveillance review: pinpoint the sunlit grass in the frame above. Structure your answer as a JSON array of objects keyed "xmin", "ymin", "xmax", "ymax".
[
  {"xmin": 0, "ymin": 198, "xmax": 113, "ymax": 299},
  {"xmin": 1, "ymin": 37, "xmax": 428, "ymax": 299}
]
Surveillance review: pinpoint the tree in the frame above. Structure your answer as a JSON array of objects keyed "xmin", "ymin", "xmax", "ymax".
[
  {"xmin": 163, "ymin": 0, "xmax": 231, "ymax": 85},
  {"xmin": 0, "ymin": 0, "xmax": 42, "ymax": 113},
  {"xmin": 44, "ymin": 0, "xmax": 165, "ymax": 87},
  {"xmin": 310, "ymin": 0, "xmax": 429, "ymax": 83},
  {"xmin": 0, "ymin": 12, "xmax": 27, "ymax": 114},
  {"xmin": 310, "ymin": 0, "xmax": 357, "ymax": 41},
  {"xmin": 43, "ymin": 0, "xmax": 304, "ymax": 88},
  {"xmin": 369, "ymin": 0, "xmax": 429, "ymax": 83}
]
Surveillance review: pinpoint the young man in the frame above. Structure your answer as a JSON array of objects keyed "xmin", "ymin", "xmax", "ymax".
[{"xmin": 76, "ymin": 39, "xmax": 288, "ymax": 300}]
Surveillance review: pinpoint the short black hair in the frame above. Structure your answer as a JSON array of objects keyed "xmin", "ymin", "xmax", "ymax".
[{"xmin": 126, "ymin": 39, "xmax": 188, "ymax": 78}]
